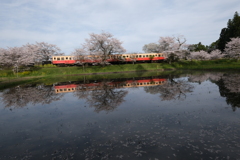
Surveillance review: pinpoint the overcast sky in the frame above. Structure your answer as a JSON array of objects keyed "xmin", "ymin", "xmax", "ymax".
[{"xmin": 0, "ymin": 0, "xmax": 239, "ymax": 54}]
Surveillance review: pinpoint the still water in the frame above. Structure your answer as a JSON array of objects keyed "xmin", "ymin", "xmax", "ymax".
[{"xmin": 0, "ymin": 71, "xmax": 240, "ymax": 160}]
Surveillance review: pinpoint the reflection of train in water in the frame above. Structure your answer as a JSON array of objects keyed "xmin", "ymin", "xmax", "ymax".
[
  {"xmin": 52, "ymin": 53, "xmax": 166, "ymax": 66},
  {"xmin": 54, "ymin": 78, "xmax": 166, "ymax": 93}
]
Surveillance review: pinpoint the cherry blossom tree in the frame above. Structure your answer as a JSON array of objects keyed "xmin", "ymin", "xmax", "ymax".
[
  {"xmin": 189, "ymin": 49, "xmax": 225, "ymax": 61},
  {"xmin": 224, "ymin": 37, "xmax": 240, "ymax": 60},
  {"xmin": 71, "ymin": 48, "xmax": 89, "ymax": 70},
  {"xmin": 159, "ymin": 35, "xmax": 188, "ymax": 51},
  {"xmin": 0, "ymin": 46, "xmax": 35, "ymax": 70},
  {"xmin": 0, "ymin": 42, "xmax": 62, "ymax": 69},
  {"xmin": 158, "ymin": 35, "xmax": 188, "ymax": 63},
  {"xmin": 81, "ymin": 31, "xmax": 126, "ymax": 65},
  {"xmin": 209, "ymin": 49, "xmax": 225, "ymax": 60},
  {"xmin": 142, "ymin": 43, "xmax": 161, "ymax": 53},
  {"xmin": 159, "ymin": 36, "xmax": 177, "ymax": 51},
  {"xmin": 35, "ymin": 42, "xmax": 61, "ymax": 63},
  {"xmin": 189, "ymin": 50, "xmax": 211, "ymax": 60}
]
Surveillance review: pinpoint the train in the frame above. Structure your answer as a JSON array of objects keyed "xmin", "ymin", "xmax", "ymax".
[{"xmin": 51, "ymin": 53, "xmax": 166, "ymax": 66}]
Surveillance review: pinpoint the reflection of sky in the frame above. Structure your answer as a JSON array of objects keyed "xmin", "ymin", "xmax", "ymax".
[{"xmin": 0, "ymin": 77, "xmax": 240, "ymax": 159}]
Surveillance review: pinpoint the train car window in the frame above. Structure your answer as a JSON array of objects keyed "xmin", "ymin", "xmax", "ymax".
[
  {"xmin": 143, "ymin": 55, "xmax": 145, "ymax": 57},
  {"xmin": 61, "ymin": 57, "xmax": 64, "ymax": 60},
  {"xmin": 54, "ymin": 57, "xmax": 56, "ymax": 60},
  {"xmin": 66, "ymin": 57, "xmax": 68, "ymax": 60},
  {"xmin": 60, "ymin": 89, "xmax": 63, "ymax": 91},
  {"xmin": 123, "ymin": 56, "xmax": 125, "ymax": 58},
  {"xmin": 146, "ymin": 55, "xmax": 148, "ymax": 57},
  {"xmin": 57, "ymin": 58, "xmax": 60, "ymax": 60},
  {"xmin": 69, "ymin": 57, "xmax": 72, "ymax": 60},
  {"xmin": 136, "ymin": 55, "xmax": 138, "ymax": 58},
  {"xmin": 139, "ymin": 55, "xmax": 142, "ymax": 58}
]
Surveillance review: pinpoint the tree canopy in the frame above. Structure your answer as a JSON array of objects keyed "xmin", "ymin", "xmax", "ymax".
[
  {"xmin": 80, "ymin": 31, "xmax": 126, "ymax": 64},
  {"xmin": 217, "ymin": 12, "xmax": 240, "ymax": 51}
]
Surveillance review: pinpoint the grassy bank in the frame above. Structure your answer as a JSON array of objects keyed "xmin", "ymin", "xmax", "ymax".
[
  {"xmin": 1, "ymin": 59, "xmax": 240, "ymax": 82},
  {"xmin": 0, "ymin": 63, "xmax": 174, "ymax": 78},
  {"xmin": 172, "ymin": 59, "xmax": 240, "ymax": 70}
]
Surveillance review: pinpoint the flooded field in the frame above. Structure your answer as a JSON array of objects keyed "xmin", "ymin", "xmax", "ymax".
[{"xmin": 0, "ymin": 71, "xmax": 240, "ymax": 160}]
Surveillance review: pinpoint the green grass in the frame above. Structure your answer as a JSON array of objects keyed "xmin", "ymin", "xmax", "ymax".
[
  {"xmin": 173, "ymin": 59, "xmax": 240, "ymax": 70},
  {"xmin": 0, "ymin": 63, "xmax": 174, "ymax": 78},
  {"xmin": 1, "ymin": 59, "xmax": 240, "ymax": 83}
]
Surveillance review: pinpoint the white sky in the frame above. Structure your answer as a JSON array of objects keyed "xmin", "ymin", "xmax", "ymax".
[{"xmin": 0, "ymin": 0, "xmax": 239, "ymax": 54}]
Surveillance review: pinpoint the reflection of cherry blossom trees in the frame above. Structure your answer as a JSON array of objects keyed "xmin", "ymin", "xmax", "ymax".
[
  {"xmin": 88, "ymin": 86, "xmax": 128, "ymax": 113},
  {"xmin": 1, "ymin": 84, "xmax": 63, "ymax": 108},
  {"xmin": 216, "ymin": 73, "xmax": 240, "ymax": 111},
  {"xmin": 221, "ymin": 74, "xmax": 240, "ymax": 93},
  {"xmin": 73, "ymin": 81, "xmax": 128, "ymax": 113},
  {"xmin": 144, "ymin": 78, "xmax": 194, "ymax": 101},
  {"xmin": 188, "ymin": 72, "xmax": 223, "ymax": 83}
]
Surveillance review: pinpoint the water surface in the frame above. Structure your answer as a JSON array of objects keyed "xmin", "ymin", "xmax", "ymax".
[{"xmin": 0, "ymin": 71, "xmax": 240, "ymax": 159}]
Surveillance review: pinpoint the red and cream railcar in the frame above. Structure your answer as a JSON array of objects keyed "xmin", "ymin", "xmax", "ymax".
[
  {"xmin": 118, "ymin": 53, "xmax": 165, "ymax": 62},
  {"xmin": 52, "ymin": 53, "xmax": 166, "ymax": 66}
]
